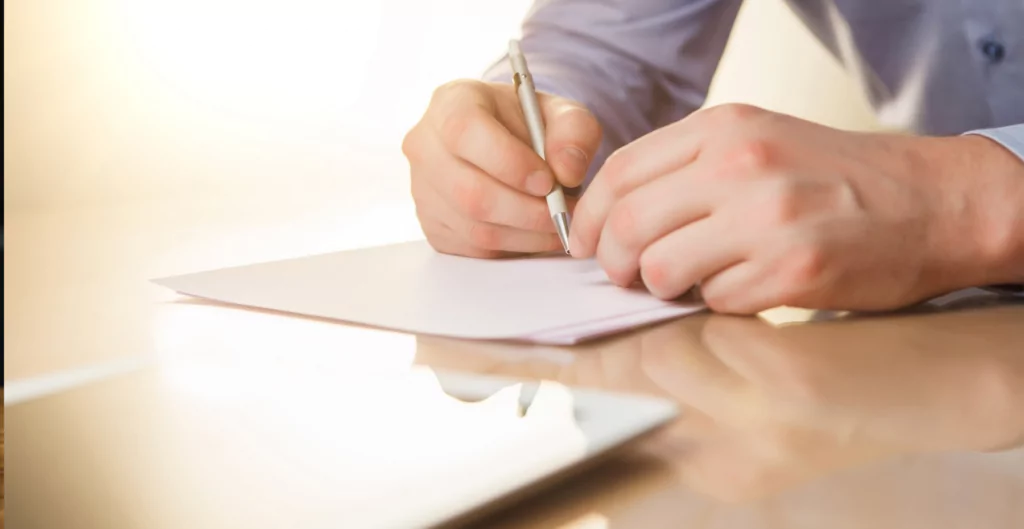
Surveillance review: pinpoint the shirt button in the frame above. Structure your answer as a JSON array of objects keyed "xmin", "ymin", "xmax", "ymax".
[{"xmin": 980, "ymin": 39, "xmax": 1006, "ymax": 63}]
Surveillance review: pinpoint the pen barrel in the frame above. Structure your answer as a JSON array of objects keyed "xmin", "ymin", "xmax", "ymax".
[
  {"xmin": 546, "ymin": 189, "xmax": 568, "ymax": 213},
  {"xmin": 514, "ymin": 76, "xmax": 547, "ymax": 160}
]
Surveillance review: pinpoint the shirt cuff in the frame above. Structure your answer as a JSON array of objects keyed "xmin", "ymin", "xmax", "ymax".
[
  {"xmin": 963, "ymin": 125, "xmax": 1024, "ymax": 296},
  {"xmin": 964, "ymin": 124, "xmax": 1024, "ymax": 163}
]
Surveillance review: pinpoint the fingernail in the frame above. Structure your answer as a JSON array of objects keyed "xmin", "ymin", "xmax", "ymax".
[
  {"xmin": 526, "ymin": 171, "xmax": 553, "ymax": 196},
  {"xmin": 558, "ymin": 146, "xmax": 589, "ymax": 183}
]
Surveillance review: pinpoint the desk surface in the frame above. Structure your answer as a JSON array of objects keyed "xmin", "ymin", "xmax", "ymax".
[{"xmin": 5, "ymin": 192, "xmax": 1024, "ymax": 528}]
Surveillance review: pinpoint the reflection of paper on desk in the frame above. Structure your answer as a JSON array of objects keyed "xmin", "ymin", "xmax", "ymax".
[{"xmin": 153, "ymin": 241, "xmax": 705, "ymax": 344}]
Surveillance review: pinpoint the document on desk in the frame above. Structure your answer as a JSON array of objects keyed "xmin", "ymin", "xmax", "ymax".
[{"xmin": 152, "ymin": 240, "xmax": 705, "ymax": 344}]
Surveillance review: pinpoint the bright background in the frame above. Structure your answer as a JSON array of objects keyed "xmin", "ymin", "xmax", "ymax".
[{"xmin": 4, "ymin": 0, "xmax": 882, "ymax": 213}]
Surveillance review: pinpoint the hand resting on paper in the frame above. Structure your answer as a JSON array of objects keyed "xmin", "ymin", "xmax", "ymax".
[
  {"xmin": 402, "ymin": 80, "xmax": 601, "ymax": 258},
  {"xmin": 569, "ymin": 104, "xmax": 1024, "ymax": 314}
]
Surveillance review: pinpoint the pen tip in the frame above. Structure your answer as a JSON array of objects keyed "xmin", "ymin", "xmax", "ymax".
[
  {"xmin": 553, "ymin": 212, "xmax": 571, "ymax": 256},
  {"xmin": 509, "ymin": 39, "xmax": 522, "ymax": 56}
]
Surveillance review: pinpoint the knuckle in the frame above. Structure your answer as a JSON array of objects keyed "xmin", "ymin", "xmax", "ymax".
[
  {"xmin": 467, "ymin": 222, "xmax": 502, "ymax": 249},
  {"xmin": 729, "ymin": 139, "xmax": 775, "ymax": 172},
  {"xmin": 401, "ymin": 126, "xmax": 430, "ymax": 163},
  {"xmin": 601, "ymin": 148, "xmax": 635, "ymax": 196},
  {"xmin": 783, "ymin": 242, "xmax": 828, "ymax": 288},
  {"xmin": 431, "ymin": 79, "xmax": 484, "ymax": 105},
  {"xmin": 831, "ymin": 180, "xmax": 861, "ymax": 211},
  {"xmin": 401, "ymin": 129, "xmax": 417, "ymax": 159},
  {"xmin": 451, "ymin": 179, "xmax": 491, "ymax": 221}
]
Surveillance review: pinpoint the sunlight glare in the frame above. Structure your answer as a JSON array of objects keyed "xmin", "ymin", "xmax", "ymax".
[{"xmin": 119, "ymin": 0, "xmax": 382, "ymax": 122}]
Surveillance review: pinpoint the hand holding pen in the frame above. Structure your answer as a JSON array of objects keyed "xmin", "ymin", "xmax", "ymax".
[{"xmin": 402, "ymin": 40, "xmax": 602, "ymax": 258}]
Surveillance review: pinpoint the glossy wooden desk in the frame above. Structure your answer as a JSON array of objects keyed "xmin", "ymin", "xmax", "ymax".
[{"xmin": 5, "ymin": 191, "xmax": 1024, "ymax": 528}]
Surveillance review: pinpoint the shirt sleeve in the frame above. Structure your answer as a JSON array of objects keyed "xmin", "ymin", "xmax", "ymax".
[
  {"xmin": 965, "ymin": 124, "xmax": 1024, "ymax": 297},
  {"xmin": 967, "ymin": 124, "xmax": 1024, "ymax": 162},
  {"xmin": 481, "ymin": 0, "xmax": 743, "ymax": 189}
]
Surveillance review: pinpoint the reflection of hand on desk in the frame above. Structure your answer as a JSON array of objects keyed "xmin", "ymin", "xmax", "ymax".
[
  {"xmin": 636, "ymin": 306, "xmax": 1024, "ymax": 500},
  {"xmin": 418, "ymin": 303, "xmax": 1024, "ymax": 508},
  {"xmin": 700, "ymin": 308, "xmax": 1024, "ymax": 452}
]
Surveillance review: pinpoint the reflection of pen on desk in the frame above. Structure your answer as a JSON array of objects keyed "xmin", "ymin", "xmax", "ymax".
[{"xmin": 508, "ymin": 39, "xmax": 572, "ymax": 255}]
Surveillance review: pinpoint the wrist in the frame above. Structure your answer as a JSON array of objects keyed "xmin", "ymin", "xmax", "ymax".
[{"xmin": 928, "ymin": 135, "xmax": 1024, "ymax": 287}]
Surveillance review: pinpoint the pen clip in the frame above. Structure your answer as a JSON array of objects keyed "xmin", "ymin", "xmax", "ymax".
[{"xmin": 512, "ymin": 71, "xmax": 529, "ymax": 91}]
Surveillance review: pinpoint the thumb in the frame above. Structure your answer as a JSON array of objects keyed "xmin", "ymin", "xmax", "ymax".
[{"xmin": 541, "ymin": 96, "xmax": 602, "ymax": 188}]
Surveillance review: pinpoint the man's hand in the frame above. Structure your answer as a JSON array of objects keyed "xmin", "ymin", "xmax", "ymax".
[
  {"xmin": 403, "ymin": 80, "xmax": 601, "ymax": 258},
  {"xmin": 570, "ymin": 104, "xmax": 1024, "ymax": 313}
]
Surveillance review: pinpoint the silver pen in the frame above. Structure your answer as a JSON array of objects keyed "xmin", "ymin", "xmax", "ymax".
[{"xmin": 508, "ymin": 39, "xmax": 572, "ymax": 254}]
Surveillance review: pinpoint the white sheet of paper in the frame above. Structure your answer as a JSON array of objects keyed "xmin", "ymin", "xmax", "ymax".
[{"xmin": 153, "ymin": 241, "xmax": 705, "ymax": 344}]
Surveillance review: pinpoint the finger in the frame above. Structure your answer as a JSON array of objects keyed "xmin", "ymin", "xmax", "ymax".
[
  {"xmin": 414, "ymin": 173, "xmax": 510, "ymax": 259},
  {"xmin": 638, "ymin": 321, "xmax": 748, "ymax": 419},
  {"xmin": 598, "ymin": 109, "xmax": 710, "ymax": 187},
  {"xmin": 595, "ymin": 163, "xmax": 721, "ymax": 286},
  {"xmin": 493, "ymin": 88, "xmax": 601, "ymax": 190},
  {"xmin": 700, "ymin": 316, "xmax": 821, "ymax": 399},
  {"xmin": 540, "ymin": 97, "xmax": 601, "ymax": 188},
  {"xmin": 570, "ymin": 114, "xmax": 707, "ymax": 258},
  {"xmin": 430, "ymin": 236, "xmax": 512, "ymax": 260},
  {"xmin": 700, "ymin": 217, "xmax": 842, "ymax": 314},
  {"xmin": 418, "ymin": 211, "xmax": 507, "ymax": 259},
  {"xmin": 449, "ymin": 217, "xmax": 564, "ymax": 254},
  {"xmin": 434, "ymin": 94, "xmax": 554, "ymax": 197},
  {"xmin": 430, "ymin": 151, "xmax": 556, "ymax": 233},
  {"xmin": 699, "ymin": 262, "xmax": 762, "ymax": 313},
  {"xmin": 699, "ymin": 261, "xmax": 780, "ymax": 314},
  {"xmin": 638, "ymin": 215, "xmax": 748, "ymax": 300},
  {"xmin": 416, "ymin": 175, "xmax": 562, "ymax": 254}
]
